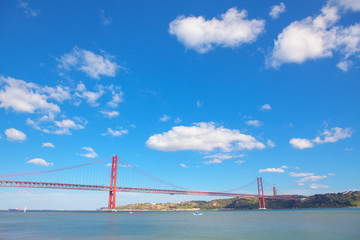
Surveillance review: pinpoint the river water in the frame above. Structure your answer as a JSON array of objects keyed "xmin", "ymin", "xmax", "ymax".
[{"xmin": 0, "ymin": 209, "xmax": 359, "ymax": 239}]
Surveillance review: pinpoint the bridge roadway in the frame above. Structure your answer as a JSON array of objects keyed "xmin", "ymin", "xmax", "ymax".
[{"xmin": 0, "ymin": 180, "xmax": 299, "ymax": 200}]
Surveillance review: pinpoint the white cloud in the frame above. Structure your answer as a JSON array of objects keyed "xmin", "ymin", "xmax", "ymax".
[
  {"xmin": 310, "ymin": 184, "xmax": 329, "ymax": 189},
  {"xmin": 289, "ymin": 172, "xmax": 327, "ymax": 183},
  {"xmin": 269, "ymin": 2, "xmax": 286, "ymax": 19},
  {"xmin": 107, "ymin": 85, "xmax": 124, "ymax": 108},
  {"xmin": 18, "ymin": 1, "xmax": 39, "ymax": 17},
  {"xmin": 313, "ymin": 127, "xmax": 353, "ymax": 143},
  {"xmin": 57, "ymin": 46, "xmax": 120, "ymax": 79},
  {"xmin": 5, "ymin": 128, "xmax": 26, "ymax": 142},
  {"xmin": 100, "ymin": 10, "xmax": 111, "ymax": 26},
  {"xmin": 160, "ymin": 115, "xmax": 171, "ymax": 122},
  {"xmin": 332, "ymin": 0, "xmax": 360, "ymax": 11},
  {"xmin": 259, "ymin": 168, "xmax": 285, "ymax": 173},
  {"xmin": 55, "ymin": 119, "xmax": 84, "ymax": 129},
  {"xmin": 267, "ymin": 139, "xmax": 276, "ymax": 148},
  {"xmin": 100, "ymin": 110, "xmax": 119, "ymax": 118},
  {"xmin": 235, "ymin": 160, "xmax": 245, "ymax": 165},
  {"xmin": 203, "ymin": 153, "xmax": 245, "ymax": 164},
  {"xmin": 80, "ymin": 147, "xmax": 98, "ymax": 159},
  {"xmin": 75, "ymin": 83, "xmax": 104, "ymax": 107},
  {"xmin": 27, "ymin": 116, "xmax": 86, "ymax": 135},
  {"xmin": 280, "ymin": 165, "xmax": 289, "ymax": 169},
  {"xmin": 289, "ymin": 172, "xmax": 314, "ymax": 177},
  {"xmin": 196, "ymin": 100, "xmax": 203, "ymax": 108},
  {"xmin": 102, "ymin": 128, "xmax": 128, "ymax": 137},
  {"xmin": 41, "ymin": 85, "xmax": 71, "ymax": 103},
  {"xmin": 267, "ymin": 4, "xmax": 360, "ymax": 69},
  {"xmin": 42, "ymin": 142, "xmax": 55, "ymax": 148},
  {"xmin": 27, "ymin": 158, "xmax": 53, "ymax": 167},
  {"xmin": 259, "ymin": 103, "xmax": 272, "ymax": 111},
  {"xmin": 245, "ymin": 120, "xmax": 263, "ymax": 128},
  {"xmin": 328, "ymin": 173, "xmax": 336, "ymax": 176},
  {"xmin": 174, "ymin": 117, "xmax": 182, "ymax": 124},
  {"xmin": 180, "ymin": 163, "xmax": 188, "ymax": 168},
  {"xmin": 146, "ymin": 122, "xmax": 265, "ymax": 152},
  {"xmin": 291, "ymin": 127, "xmax": 353, "ymax": 150},
  {"xmin": 169, "ymin": 7, "xmax": 265, "ymax": 53},
  {"xmin": 344, "ymin": 147, "xmax": 354, "ymax": 151},
  {"xmin": 337, "ymin": 60, "xmax": 352, "ymax": 71},
  {"xmin": 0, "ymin": 76, "xmax": 60, "ymax": 113},
  {"xmin": 289, "ymin": 138, "xmax": 314, "ymax": 149}
]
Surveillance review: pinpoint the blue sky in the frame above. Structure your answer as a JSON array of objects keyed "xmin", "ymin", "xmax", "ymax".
[{"xmin": 0, "ymin": 0, "xmax": 359, "ymax": 209}]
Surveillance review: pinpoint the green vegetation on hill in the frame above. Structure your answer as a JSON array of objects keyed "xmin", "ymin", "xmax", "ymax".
[
  {"xmin": 114, "ymin": 191, "xmax": 359, "ymax": 211},
  {"xmin": 298, "ymin": 191, "xmax": 360, "ymax": 208}
]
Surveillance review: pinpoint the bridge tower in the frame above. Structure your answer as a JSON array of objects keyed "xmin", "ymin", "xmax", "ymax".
[
  {"xmin": 108, "ymin": 155, "xmax": 118, "ymax": 210},
  {"xmin": 273, "ymin": 184, "xmax": 277, "ymax": 196},
  {"xmin": 257, "ymin": 177, "xmax": 266, "ymax": 209}
]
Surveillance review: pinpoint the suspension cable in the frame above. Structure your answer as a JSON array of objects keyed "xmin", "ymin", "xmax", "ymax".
[
  {"xmin": 118, "ymin": 157, "xmax": 188, "ymax": 190},
  {"xmin": 0, "ymin": 157, "xmax": 112, "ymax": 178},
  {"xmin": 222, "ymin": 179, "xmax": 257, "ymax": 192}
]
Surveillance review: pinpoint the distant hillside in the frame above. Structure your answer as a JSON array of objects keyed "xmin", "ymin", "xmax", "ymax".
[
  {"xmin": 114, "ymin": 191, "xmax": 360, "ymax": 211},
  {"xmin": 298, "ymin": 191, "xmax": 360, "ymax": 208}
]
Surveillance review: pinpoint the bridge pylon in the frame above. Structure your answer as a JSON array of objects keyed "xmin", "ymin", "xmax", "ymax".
[
  {"xmin": 257, "ymin": 177, "xmax": 266, "ymax": 209},
  {"xmin": 108, "ymin": 155, "xmax": 118, "ymax": 210}
]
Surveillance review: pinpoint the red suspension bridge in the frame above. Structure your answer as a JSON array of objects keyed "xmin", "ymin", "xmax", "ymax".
[{"xmin": 0, "ymin": 155, "xmax": 300, "ymax": 210}]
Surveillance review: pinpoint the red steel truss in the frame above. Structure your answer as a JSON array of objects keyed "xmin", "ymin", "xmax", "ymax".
[{"xmin": 0, "ymin": 179, "xmax": 299, "ymax": 201}]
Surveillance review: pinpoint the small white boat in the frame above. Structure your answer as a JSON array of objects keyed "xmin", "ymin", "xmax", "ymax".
[{"xmin": 24, "ymin": 206, "xmax": 27, "ymax": 213}]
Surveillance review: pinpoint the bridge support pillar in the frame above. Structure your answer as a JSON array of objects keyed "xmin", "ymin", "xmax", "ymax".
[
  {"xmin": 108, "ymin": 155, "xmax": 118, "ymax": 210},
  {"xmin": 257, "ymin": 177, "xmax": 266, "ymax": 209}
]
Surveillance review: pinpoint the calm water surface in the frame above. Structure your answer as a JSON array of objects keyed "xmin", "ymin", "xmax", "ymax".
[{"xmin": 0, "ymin": 209, "xmax": 359, "ymax": 240}]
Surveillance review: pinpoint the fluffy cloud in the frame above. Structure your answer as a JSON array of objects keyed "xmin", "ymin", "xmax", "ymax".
[
  {"xmin": 259, "ymin": 103, "xmax": 272, "ymax": 111},
  {"xmin": 196, "ymin": 100, "xmax": 203, "ymax": 108},
  {"xmin": 160, "ymin": 115, "xmax": 170, "ymax": 122},
  {"xmin": 259, "ymin": 168, "xmax": 285, "ymax": 173},
  {"xmin": 27, "ymin": 158, "xmax": 53, "ymax": 167},
  {"xmin": 245, "ymin": 120, "xmax": 263, "ymax": 128},
  {"xmin": 169, "ymin": 8, "xmax": 265, "ymax": 53},
  {"xmin": 75, "ymin": 83, "xmax": 104, "ymax": 107},
  {"xmin": 5, "ymin": 128, "xmax": 26, "ymax": 142},
  {"xmin": 333, "ymin": 0, "xmax": 360, "ymax": 11},
  {"xmin": 146, "ymin": 122, "xmax": 265, "ymax": 152},
  {"xmin": 203, "ymin": 153, "xmax": 245, "ymax": 164},
  {"xmin": 290, "ymin": 127, "xmax": 352, "ymax": 149},
  {"xmin": 313, "ymin": 127, "xmax": 353, "ymax": 143},
  {"xmin": 267, "ymin": 4, "xmax": 360, "ymax": 69},
  {"xmin": 102, "ymin": 128, "xmax": 128, "ymax": 137},
  {"xmin": 57, "ymin": 46, "xmax": 120, "ymax": 79},
  {"xmin": 55, "ymin": 119, "xmax": 84, "ymax": 131},
  {"xmin": 269, "ymin": 2, "xmax": 286, "ymax": 19},
  {"xmin": 27, "ymin": 116, "xmax": 86, "ymax": 135},
  {"xmin": 80, "ymin": 147, "xmax": 98, "ymax": 158},
  {"xmin": 100, "ymin": 110, "xmax": 119, "ymax": 118},
  {"xmin": 0, "ymin": 76, "xmax": 61, "ymax": 113},
  {"xmin": 107, "ymin": 85, "xmax": 124, "ymax": 108},
  {"xmin": 267, "ymin": 139, "xmax": 276, "ymax": 148},
  {"xmin": 289, "ymin": 138, "xmax": 314, "ymax": 149},
  {"xmin": 42, "ymin": 142, "xmax": 55, "ymax": 148}
]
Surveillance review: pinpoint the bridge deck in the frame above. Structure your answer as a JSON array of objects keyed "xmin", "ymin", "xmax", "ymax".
[{"xmin": 0, "ymin": 180, "xmax": 299, "ymax": 200}]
